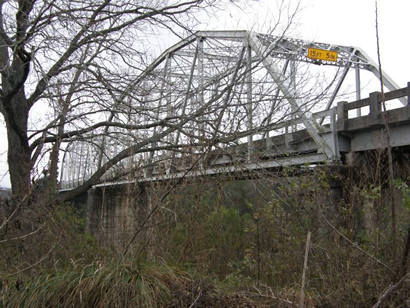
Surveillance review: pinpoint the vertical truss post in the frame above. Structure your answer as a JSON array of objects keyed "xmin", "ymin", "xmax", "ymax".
[
  {"xmin": 146, "ymin": 55, "xmax": 171, "ymax": 177},
  {"xmin": 246, "ymin": 44, "xmax": 253, "ymax": 162},
  {"xmin": 171, "ymin": 42, "xmax": 200, "ymax": 171},
  {"xmin": 284, "ymin": 124, "xmax": 290, "ymax": 149},
  {"xmin": 285, "ymin": 60, "xmax": 297, "ymax": 150},
  {"xmin": 290, "ymin": 60, "xmax": 297, "ymax": 135},
  {"xmin": 265, "ymin": 59, "xmax": 289, "ymax": 149},
  {"xmin": 66, "ymin": 153, "xmax": 70, "ymax": 188},
  {"xmin": 82, "ymin": 145, "xmax": 90, "ymax": 181},
  {"xmin": 76, "ymin": 143, "xmax": 84, "ymax": 186},
  {"xmin": 59, "ymin": 146, "xmax": 68, "ymax": 188},
  {"xmin": 355, "ymin": 67, "xmax": 361, "ymax": 116},
  {"xmin": 407, "ymin": 81, "xmax": 410, "ymax": 107},
  {"xmin": 165, "ymin": 55, "xmax": 174, "ymax": 175},
  {"xmin": 166, "ymin": 55, "xmax": 174, "ymax": 146},
  {"xmin": 198, "ymin": 38, "xmax": 205, "ymax": 169},
  {"xmin": 70, "ymin": 152, "xmax": 75, "ymax": 188},
  {"xmin": 67, "ymin": 152, "xmax": 72, "ymax": 188}
]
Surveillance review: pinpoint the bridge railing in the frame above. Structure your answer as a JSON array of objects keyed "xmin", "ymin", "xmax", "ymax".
[
  {"xmin": 201, "ymin": 107, "xmax": 339, "ymax": 167},
  {"xmin": 337, "ymin": 82, "xmax": 410, "ymax": 131},
  {"xmin": 59, "ymin": 83, "xmax": 410, "ymax": 190},
  {"xmin": 209, "ymin": 82, "xmax": 410, "ymax": 166}
]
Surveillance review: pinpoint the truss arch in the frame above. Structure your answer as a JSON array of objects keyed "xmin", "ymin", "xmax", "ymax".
[{"xmin": 60, "ymin": 30, "xmax": 404, "ymax": 189}]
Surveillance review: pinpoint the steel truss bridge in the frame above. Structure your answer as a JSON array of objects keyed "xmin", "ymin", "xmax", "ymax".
[{"xmin": 59, "ymin": 31, "xmax": 410, "ymax": 190}]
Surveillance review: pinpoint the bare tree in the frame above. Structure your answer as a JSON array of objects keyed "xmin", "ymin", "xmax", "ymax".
[
  {"xmin": 0, "ymin": 0, "xmax": 369, "ymax": 206},
  {"xmin": 0, "ymin": 0, "xmax": 217, "ymax": 202}
]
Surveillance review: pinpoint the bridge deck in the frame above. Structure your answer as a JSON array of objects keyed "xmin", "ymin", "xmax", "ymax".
[{"xmin": 60, "ymin": 83, "xmax": 410, "ymax": 190}]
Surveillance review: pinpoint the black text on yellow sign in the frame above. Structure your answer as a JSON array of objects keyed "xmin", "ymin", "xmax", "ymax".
[{"xmin": 307, "ymin": 48, "xmax": 338, "ymax": 62}]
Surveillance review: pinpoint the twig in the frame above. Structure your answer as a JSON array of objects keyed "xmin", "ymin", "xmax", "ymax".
[
  {"xmin": 299, "ymin": 231, "xmax": 311, "ymax": 308},
  {"xmin": 256, "ymin": 215, "xmax": 261, "ymax": 288},
  {"xmin": 372, "ymin": 272, "xmax": 409, "ymax": 308},
  {"xmin": 4, "ymin": 241, "xmax": 57, "ymax": 277},
  {"xmin": 375, "ymin": 0, "xmax": 397, "ymax": 258},
  {"xmin": 322, "ymin": 215, "xmax": 393, "ymax": 272},
  {"xmin": 122, "ymin": 148, "xmax": 209, "ymax": 256},
  {"xmin": 395, "ymin": 226, "xmax": 410, "ymax": 280},
  {"xmin": 0, "ymin": 223, "xmax": 45, "ymax": 243},
  {"xmin": 0, "ymin": 194, "xmax": 29, "ymax": 231},
  {"xmin": 188, "ymin": 289, "xmax": 202, "ymax": 308}
]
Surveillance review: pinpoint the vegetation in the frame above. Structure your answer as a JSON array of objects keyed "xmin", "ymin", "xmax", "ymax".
[
  {"xmin": 0, "ymin": 0, "xmax": 222, "ymax": 202},
  {"xmin": 1, "ymin": 0, "xmax": 409, "ymax": 307},
  {"xmin": 1, "ymin": 164, "xmax": 408, "ymax": 307}
]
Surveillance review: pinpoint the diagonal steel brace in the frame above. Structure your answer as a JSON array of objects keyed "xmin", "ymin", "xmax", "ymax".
[{"xmin": 248, "ymin": 31, "xmax": 336, "ymax": 160}]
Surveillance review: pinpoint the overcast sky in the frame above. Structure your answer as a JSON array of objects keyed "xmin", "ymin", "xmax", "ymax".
[
  {"xmin": 205, "ymin": 0, "xmax": 409, "ymax": 87},
  {"xmin": 0, "ymin": 0, "xmax": 409, "ymax": 188}
]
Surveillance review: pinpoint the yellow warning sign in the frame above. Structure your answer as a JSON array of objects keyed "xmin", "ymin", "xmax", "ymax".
[{"xmin": 307, "ymin": 48, "xmax": 338, "ymax": 62}]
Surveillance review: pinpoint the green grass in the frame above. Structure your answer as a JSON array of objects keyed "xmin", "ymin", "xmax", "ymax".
[{"xmin": 3, "ymin": 260, "xmax": 189, "ymax": 308}]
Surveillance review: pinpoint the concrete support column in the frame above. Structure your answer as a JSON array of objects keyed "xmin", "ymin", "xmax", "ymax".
[
  {"xmin": 85, "ymin": 187, "xmax": 102, "ymax": 236},
  {"xmin": 85, "ymin": 184, "xmax": 149, "ymax": 250}
]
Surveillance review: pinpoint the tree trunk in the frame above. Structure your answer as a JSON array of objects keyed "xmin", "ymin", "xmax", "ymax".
[
  {"xmin": 48, "ymin": 95, "xmax": 69, "ymax": 195},
  {"xmin": 3, "ymin": 89, "xmax": 31, "ymax": 202}
]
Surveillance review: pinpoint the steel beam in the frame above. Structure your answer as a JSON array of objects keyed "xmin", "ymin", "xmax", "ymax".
[
  {"xmin": 248, "ymin": 31, "xmax": 336, "ymax": 160},
  {"xmin": 355, "ymin": 67, "xmax": 361, "ymax": 116},
  {"xmin": 356, "ymin": 48, "xmax": 407, "ymax": 105},
  {"xmin": 60, "ymin": 30, "xmax": 408, "ymax": 189},
  {"xmin": 264, "ymin": 59, "xmax": 289, "ymax": 146},
  {"xmin": 196, "ymin": 30, "xmax": 248, "ymax": 41},
  {"xmin": 246, "ymin": 44, "xmax": 253, "ymax": 161},
  {"xmin": 174, "ymin": 50, "xmax": 240, "ymax": 62},
  {"xmin": 170, "ymin": 43, "xmax": 200, "ymax": 169},
  {"xmin": 90, "ymin": 153, "xmax": 327, "ymax": 188},
  {"xmin": 319, "ymin": 65, "xmax": 350, "ymax": 125}
]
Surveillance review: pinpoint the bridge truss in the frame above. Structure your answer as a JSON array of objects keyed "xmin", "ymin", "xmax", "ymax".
[{"xmin": 60, "ymin": 30, "xmax": 406, "ymax": 189}]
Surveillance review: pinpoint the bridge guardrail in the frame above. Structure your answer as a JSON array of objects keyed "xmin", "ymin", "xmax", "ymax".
[
  {"xmin": 337, "ymin": 82, "xmax": 410, "ymax": 131},
  {"xmin": 59, "ymin": 83, "xmax": 410, "ymax": 190}
]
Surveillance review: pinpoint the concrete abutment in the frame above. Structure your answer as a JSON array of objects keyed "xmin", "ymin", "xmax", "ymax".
[{"xmin": 73, "ymin": 149, "xmax": 409, "ymax": 250}]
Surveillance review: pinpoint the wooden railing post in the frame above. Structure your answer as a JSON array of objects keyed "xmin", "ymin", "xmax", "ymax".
[
  {"xmin": 285, "ymin": 123, "xmax": 291, "ymax": 149},
  {"xmin": 406, "ymin": 82, "xmax": 410, "ymax": 118},
  {"xmin": 369, "ymin": 91, "xmax": 381, "ymax": 125},
  {"xmin": 330, "ymin": 108, "xmax": 340, "ymax": 160},
  {"xmin": 337, "ymin": 101, "xmax": 347, "ymax": 131}
]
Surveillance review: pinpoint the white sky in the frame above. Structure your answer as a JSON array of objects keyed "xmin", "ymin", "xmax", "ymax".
[
  {"xmin": 0, "ymin": 0, "xmax": 409, "ymax": 188},
  {"xmin": 206, "ymin": 0, "xmax": 409, "ymax": 87}
]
